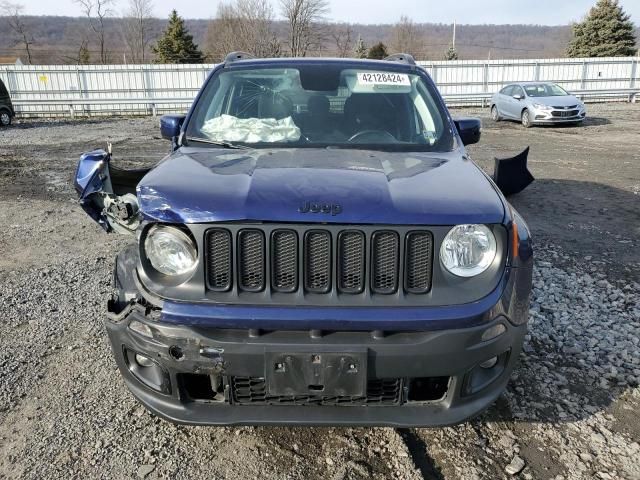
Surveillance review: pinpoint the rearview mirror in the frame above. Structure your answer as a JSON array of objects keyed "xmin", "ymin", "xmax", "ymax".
[
  {"xmin": 453, "ymin": 117, "xmax": 482, "ymax": 146},
  {"xmin": 160, "ymin": 114, "xmax": 186, "ymax": 140},
  {"xmin": 512, "ymin": 94, "xmax": 524, "ymax": 100}
]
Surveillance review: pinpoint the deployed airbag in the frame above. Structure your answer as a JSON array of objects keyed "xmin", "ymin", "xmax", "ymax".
[{"xmin": 201, "ymin": 114, "xmax": 301, "ymax": 143}]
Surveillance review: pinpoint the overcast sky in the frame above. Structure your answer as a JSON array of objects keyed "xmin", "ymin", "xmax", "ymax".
[{"xmin": 19, "ymin": 0, "xmax": 640, "ymax": 25}]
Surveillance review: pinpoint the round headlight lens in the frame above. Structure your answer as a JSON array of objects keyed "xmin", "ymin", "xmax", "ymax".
[
  {"xmin": 440, "ymin": 224, "xmax": 497, "ymax": 277},
  {"xmin": 144, "ymin": 225, "xmax": 198, "ymax": 276}
]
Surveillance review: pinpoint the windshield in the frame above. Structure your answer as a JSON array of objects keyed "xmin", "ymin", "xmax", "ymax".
[
  {"xmin": 524, "ymin": 83, "xmax": 569, "ymax": 97},
  {"xmin": 185, "ymin": 65, "xmax": 454, "ymax": 152}
]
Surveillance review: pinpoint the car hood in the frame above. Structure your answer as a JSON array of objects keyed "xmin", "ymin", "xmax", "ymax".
[
  {"xmin": 137, "ymin": 147, "xmax": 505, "ymax": 225},
  {"xmin": 530, "ymin": 95, "xmax": 580, "ymax": 107}
]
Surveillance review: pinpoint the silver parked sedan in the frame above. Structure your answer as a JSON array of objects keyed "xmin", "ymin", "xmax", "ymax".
[{"xmin": 490, "ymin": 82, "xmax": 586, "ymax": 128}]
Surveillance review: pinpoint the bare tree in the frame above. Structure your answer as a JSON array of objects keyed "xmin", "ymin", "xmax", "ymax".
[
  {"xmin": 122, "ymin": 0, "xmax": 154, "ymax": 63},
  {"xmin": 331, "ymin": 23, "xmax": 353, "ymax": 57},
  {"xmin": 280, "ymin": 0, "xmax": 329, "ymax": 57},
  {"xmin": 0, "ymin": 1, "xmax": 34, "ymax": 64},
  {"xmin": 206, "ymin": 0, "xmax": 280, "ymax": 61},
  {"xmin": 60, "ymin": 23, "xmax": 92, "ymax": 64},
  {"xmin": 391, "ymin": 15, "xmax": 421, "ymax": 56},
  {"xmin": 74, "ymin": 0, "xmax": 114, "ymax": 64}
]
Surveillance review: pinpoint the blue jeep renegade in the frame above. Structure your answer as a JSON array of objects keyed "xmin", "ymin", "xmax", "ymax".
[{"xmin": 75, "ymin": 53, "xmax": 533, "ymax": 426}]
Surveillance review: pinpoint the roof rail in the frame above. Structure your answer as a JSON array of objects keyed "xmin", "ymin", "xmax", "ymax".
[
  {"xmin": 383, "ymin": 53, "xmax": 416, "ymax": 66},
  {"xmin": 224, "ymin": 51, "xmax": 255, "ymax": 64}
]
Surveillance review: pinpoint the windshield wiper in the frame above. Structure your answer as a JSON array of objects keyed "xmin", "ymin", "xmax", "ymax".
[{"xmin": 185, "ymin": 136, "xmax": 250, "ymax": 149}]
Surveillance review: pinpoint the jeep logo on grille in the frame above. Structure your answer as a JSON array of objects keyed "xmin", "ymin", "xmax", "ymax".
[{"xmin": 298, "ymin": 201, "xmax": 343, "ymax": 216}]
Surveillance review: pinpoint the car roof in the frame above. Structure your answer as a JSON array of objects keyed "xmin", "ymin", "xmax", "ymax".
[{"xmin": 224, "ymin": 57, "xmax": 417, "ymax": 73}]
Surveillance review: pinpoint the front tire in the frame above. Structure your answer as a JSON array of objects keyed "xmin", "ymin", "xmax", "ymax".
[
  {"xmin": 0, "ymin": 110, "xmax": 11, "ymax": 127},
  {"xmin": 491, "ymin": 105, "xmax": 501, "ymax": 122},
  {"xmin": 521, "ymin": 109, "xmax": 532, "ymax": 128}
]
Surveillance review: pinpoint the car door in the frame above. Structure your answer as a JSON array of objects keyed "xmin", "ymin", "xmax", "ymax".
[
  {"xmin": 495, "ymin": 85, "xmax": 513, "ymax": 117},
  {"xmin": 507, "ymin": 86, "xmax": 525, "ymax": 119}
]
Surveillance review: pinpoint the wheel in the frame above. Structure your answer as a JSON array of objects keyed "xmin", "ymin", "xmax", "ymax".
[
  {"xmin": 521, "ymin": 109, "xmax": 532, "ymax": 128},
  {"xmin": 491, "ymin": 105, "xmax": 501, "ymax": 122},
  {"xmin": 0, "ymin": 110, "xmax": 11, "ymax": 127}
]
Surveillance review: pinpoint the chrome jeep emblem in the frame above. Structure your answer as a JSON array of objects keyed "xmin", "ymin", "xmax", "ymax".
[{"xmin": 298, "ymin": 201, "xmax": 343, "ymax": 216}]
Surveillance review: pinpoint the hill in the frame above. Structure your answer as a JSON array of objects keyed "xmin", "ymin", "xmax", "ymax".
[{"xmin": 0, "ymin": 15, "xmax": 637, "ymax": 64}]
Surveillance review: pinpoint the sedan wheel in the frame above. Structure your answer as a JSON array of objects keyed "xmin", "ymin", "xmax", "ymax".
[
  {"xmin": 521, "ymin": 109, "xmax": 532, "ymax": 128},
  {"xmin": 0, "ymin": 111, "xmax": 10, "ymax": 127},
  {"xmin": 491, "ymin": 105, "xmax": 501, "ymax": 122}
]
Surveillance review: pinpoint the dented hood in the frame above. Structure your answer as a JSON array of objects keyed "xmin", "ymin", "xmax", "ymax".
[{"xmin": 137, "ymin": 147, "xmax": 505, "ymax": 225}]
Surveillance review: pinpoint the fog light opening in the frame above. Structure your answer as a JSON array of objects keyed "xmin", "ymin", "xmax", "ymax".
[
  {"xmin": 479, "ymin": 356, "xmax": 498, "ymax": 369},
  {"xmin": 135, "ymin": 353, "xmax": 155, "ymax": 368},
  {"xmin": 407, "ymin": 376, "xmax": 450, "ymax": 402},
  {"xmin": 169, "ymin": 345, "xmax": 184, "ymax": 361}
]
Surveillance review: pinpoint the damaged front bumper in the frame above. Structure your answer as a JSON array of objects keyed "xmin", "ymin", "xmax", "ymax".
[{"xmin": 105, "ymin": 246, "xmax": 531, "ymax": 427}]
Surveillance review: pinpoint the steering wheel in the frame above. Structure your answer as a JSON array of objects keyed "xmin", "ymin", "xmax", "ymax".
[{"xmin": 348, "ymin": 130, "xmax": 397, "ymax": 143}]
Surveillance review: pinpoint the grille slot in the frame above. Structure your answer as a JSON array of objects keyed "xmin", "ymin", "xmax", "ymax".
[
  {"xmin": 231, "ymin": 377, "xmax": 403, "ymax": 405},
  {"xmin": 405, "ymin": 232, "xmax": 434, "ymax": 293},
  {"xmin": 338, "ymin": 231, "xmax": 365, "ymax": 293},
  {"xmin": 205, "ymin": 229, "xmax": 232, "ymax": 291},
  {"xmin": 304, "ymin": 231, "xmax": 332, "ymax": 293},
  {"xmin": 237, "ymin": 229, "xmax": 265, "ymax": 292},
  {"xmin": 271, "ymin": 230, "xmax": 298, "ymax": 292},
  {"xmin": 371, "ymin": 231, "xmax": 400, "ymax": 294}
]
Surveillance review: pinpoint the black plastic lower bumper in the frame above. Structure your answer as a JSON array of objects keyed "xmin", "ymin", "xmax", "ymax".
[{"xmin": 106, "ymin": 302, "xmax": 525, "ymax": 427}]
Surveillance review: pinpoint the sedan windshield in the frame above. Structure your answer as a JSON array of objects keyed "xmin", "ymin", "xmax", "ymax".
[
  {"xmin": 185, "ymin": 65, "xmax": 454, "ymax": 152},
  {"xmin": 524, "ymin": 83, "xmax": 569, "ymax": 97}
]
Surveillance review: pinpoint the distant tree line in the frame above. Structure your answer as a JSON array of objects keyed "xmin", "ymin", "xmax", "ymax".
[{"xmin": 0, "ymin": 0, "xmax": 637, "ymax": 65}]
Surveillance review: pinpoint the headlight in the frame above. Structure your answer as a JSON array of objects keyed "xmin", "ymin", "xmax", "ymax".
[
  {"xmin": 144, "ymin": 225, "xmax": 198, "ymax": 276},
  {"xmin": 440, "ymin": 224, "xmax": 497, "ymax": 277},
  {"xmin": 532, "ymin": 103, "xmax": 552, "ymax": 111}
]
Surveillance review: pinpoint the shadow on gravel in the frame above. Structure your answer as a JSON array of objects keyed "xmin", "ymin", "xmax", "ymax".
[
  {"xmin": 397, "ymin": 429, "xmax": 445, "ymax": 479},
  {"xmin": 508, "ymin": 179, "xmax": 640, "ymax": 273}
]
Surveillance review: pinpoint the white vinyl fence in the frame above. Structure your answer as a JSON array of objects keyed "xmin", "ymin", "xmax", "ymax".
[{"xmin": 1, "ymin": 57, "xmax": 638, "ymax": 117}]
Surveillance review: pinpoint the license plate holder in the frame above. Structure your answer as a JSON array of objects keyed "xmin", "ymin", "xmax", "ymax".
[{"xmin": 265, "ymin": 351, "xmax": 367, "ymax": 397}]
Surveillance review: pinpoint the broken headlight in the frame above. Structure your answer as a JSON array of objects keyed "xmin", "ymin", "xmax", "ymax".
[
  {"xmin": 440, "ymin": 224, "xmax": 497, "ymax": 277},
  {"xmin": 144, "ymin": 225, "xmax": 198, "ymax": 276}
]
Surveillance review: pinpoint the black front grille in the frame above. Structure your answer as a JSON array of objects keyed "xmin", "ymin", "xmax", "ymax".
[
  {"xmin": 552, "ymin": 109, "xmax": 579, "ymax": 117},
  {"xmin": 552, "ymin": 104, "xmax": 577, "ymax": 109},
  {"xmin": 231, "ymin": 377, "xmax": 402, "ymax": 405},
  {"xmin": 271, "ymin": 230, "xmax": 297, "ymax": 292},
  {"xmin": 237, "ymin": 229, "xmax": 265, "ymax": 291},
  {"xmin": 338, "ymin": 231, "xmax": 365, "ymax": 293},
  {"xmin": 204, "ymin": 225, "xmax": 434, "ymax": 297},
  {"xmin": 405, "ymin": 232, "xmax": 434, "ymax": 293},
  {"xmin": 205, "ymin": 229, "xmax": 232, "ymax": 291},
  {"xmin": 371, "ymin": 231, "xmax": 400, "ymax": 294},
  {"xmin": 304, "ymin": 231, "xmax": 332, "ymax": 293}
]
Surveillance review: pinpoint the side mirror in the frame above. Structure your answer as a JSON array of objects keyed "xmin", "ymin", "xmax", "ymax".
[
  {"xmin": 160, "ymin": 114, "xmax": 186, "ymax": 140},
  {"xmin": 512, "ymin": 94, "xmax": 524, "ymax": 100},
  {"xmin": 453, "ymin": 117, "xmax": 482, "ymax": 146}
]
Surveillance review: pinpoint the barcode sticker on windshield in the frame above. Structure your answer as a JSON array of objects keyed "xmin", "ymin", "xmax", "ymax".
[{"xmin": 357, "ymin": 72, "xmax": 410, "ymax": 86}]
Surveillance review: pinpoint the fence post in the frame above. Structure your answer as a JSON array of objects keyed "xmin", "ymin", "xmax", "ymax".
[
  {"xmin": 482, "ymin": 62, "xmax": 489, "ymax": 107},
  {"xmin": 534, "ymin": 62, "xmax": 540, "ymax": 81},
  {"xmin": 580, "ymin": 60, "xmax": 588, "ymax": 90},
  {"xmin": 630, "ymin": 58, "xmax": 637, "ymax": 90}
]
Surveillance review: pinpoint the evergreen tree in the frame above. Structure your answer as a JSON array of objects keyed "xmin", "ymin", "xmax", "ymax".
[
  {"xmin": 367, "ymin": 42, "xmax": 388, "ymax": 60},
  {"xmin": 444, "ymin": 45, "xmax": 459, "ymax": 60},
  {"xmin": 152, "ymin": 10, "xmax": 204, "ymax": 63},
  {"xmin": 567, "ymin": 0, "xmax": 637, "ymax": 57},
  {"xmin": 78, "ymin": 43, "xmax": 91, "ymax": 64},
  {"xmin": 353, "ymin": 35, "xmax": 368, "ymax": 58}
]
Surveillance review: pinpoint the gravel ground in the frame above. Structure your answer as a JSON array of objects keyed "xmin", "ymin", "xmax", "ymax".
[{"xmin": 0, "ymin": 103, "xmax": 639, "ymax": 479}]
